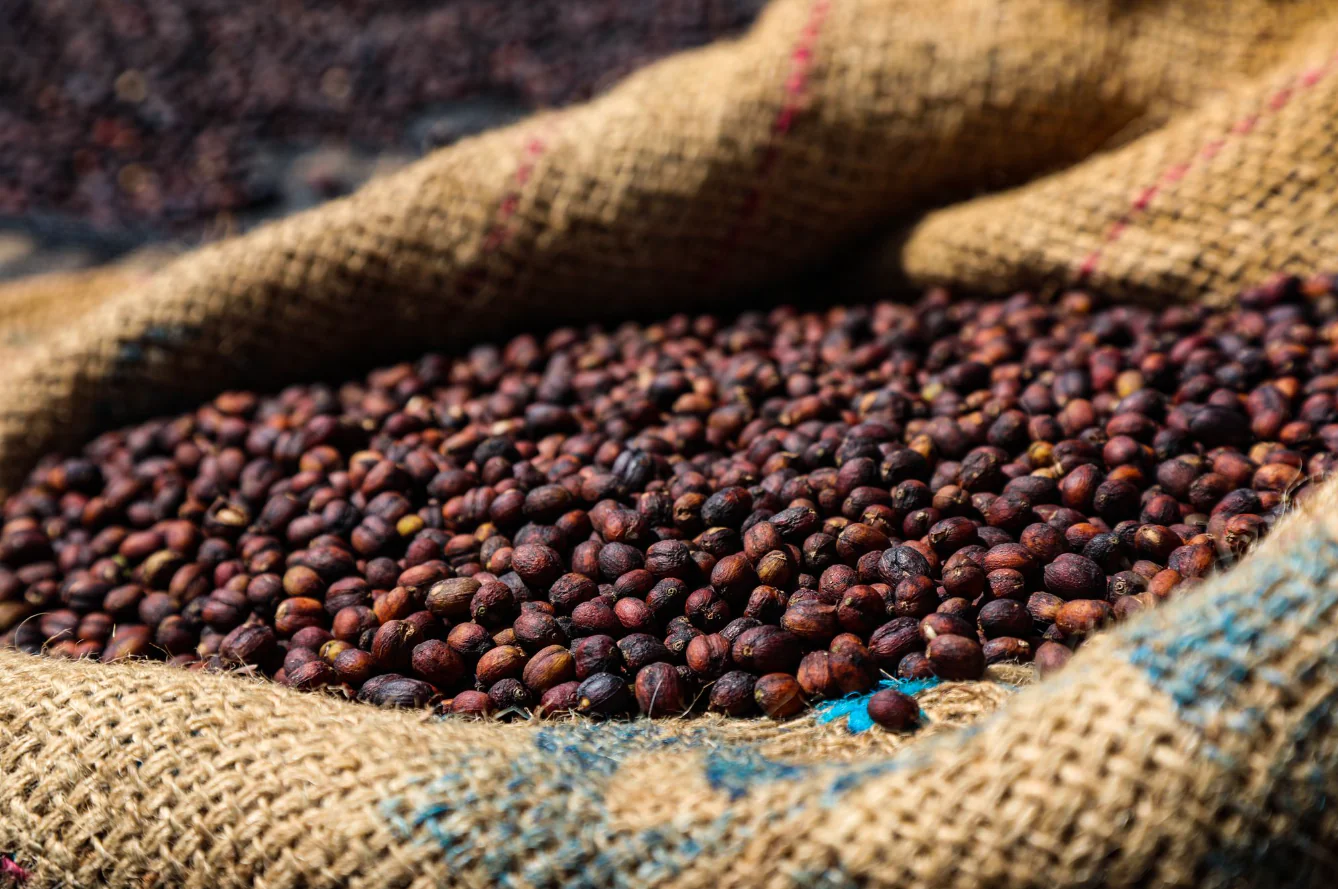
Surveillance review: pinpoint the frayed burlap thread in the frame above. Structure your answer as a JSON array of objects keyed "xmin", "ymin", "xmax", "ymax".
[
  {"xmin": 5, "ymin": 480, "xmax": 1338, "ymax": 888},
  {"xmin": 0, "ymin": 0, "xmax": 1336, "ymax": 492}
]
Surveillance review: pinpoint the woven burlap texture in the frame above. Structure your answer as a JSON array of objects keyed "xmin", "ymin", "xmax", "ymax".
[
  {"xmin": 4, "ymin": 479, "xmax": 1338, "ymax": 889},
  {"xmin": 0, "ymin": 0, "xmax": 1335, "ymax": 494},
  {"xmin": 5, "ymin": 1, "xmax": 1338, "ymax": 884}
]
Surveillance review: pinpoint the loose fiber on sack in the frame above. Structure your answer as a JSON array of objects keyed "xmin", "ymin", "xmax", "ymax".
[
  {"xmin": 0, "ymin": 0, "xmax": 1336, "ymax": 494},
  {"xmin": 4, "ymin": 476, "xmax": 1338, "ymax": 887}
]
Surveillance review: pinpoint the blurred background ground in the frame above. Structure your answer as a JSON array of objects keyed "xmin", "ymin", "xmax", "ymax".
[{"xmin": 0, "ymin": 0, "xmax": 766, "ymax": 280}]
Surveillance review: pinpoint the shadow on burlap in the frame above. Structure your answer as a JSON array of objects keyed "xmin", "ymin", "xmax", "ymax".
[{"xmin": 3, "ymin": 0, "xmax": 1338, "ymax": 885}]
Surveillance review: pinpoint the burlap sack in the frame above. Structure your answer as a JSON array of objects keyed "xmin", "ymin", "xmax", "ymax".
[{"xmin": 3, "ymin": 0, "xmax": 1338, "ymax": 885}]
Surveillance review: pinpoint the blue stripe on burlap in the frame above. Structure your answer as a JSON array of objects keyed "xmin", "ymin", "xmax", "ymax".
[
  {"xmin": 1120, "ymin": 522, "xmax": 1338, "ymax": 883},
  {"xmin": 1122, "ymin": 530, "xmax": 1338, "ymax": 736},
  {"xmin": 379, "ymin": 674, "xmax": 958, "ymax": 887},
  {"xmin": 381, "ymin": 723, "xmax": 792, "ymax": 888}
]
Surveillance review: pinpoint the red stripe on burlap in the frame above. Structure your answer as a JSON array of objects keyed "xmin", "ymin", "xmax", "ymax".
[
  {"xmin": 702, "ymin": 0, "xmax": 832, "ymax": 285},
  {"xmin": 1076, "ymin": 51, "xmax": 1338, "ymax": 283},
  {"xmin": 453, "ymin": 127, "xmax": 554, "ymax": 301},
  {"xmin": 481, "ymin": 134, "xmax": 551, "ymax": 254}
]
